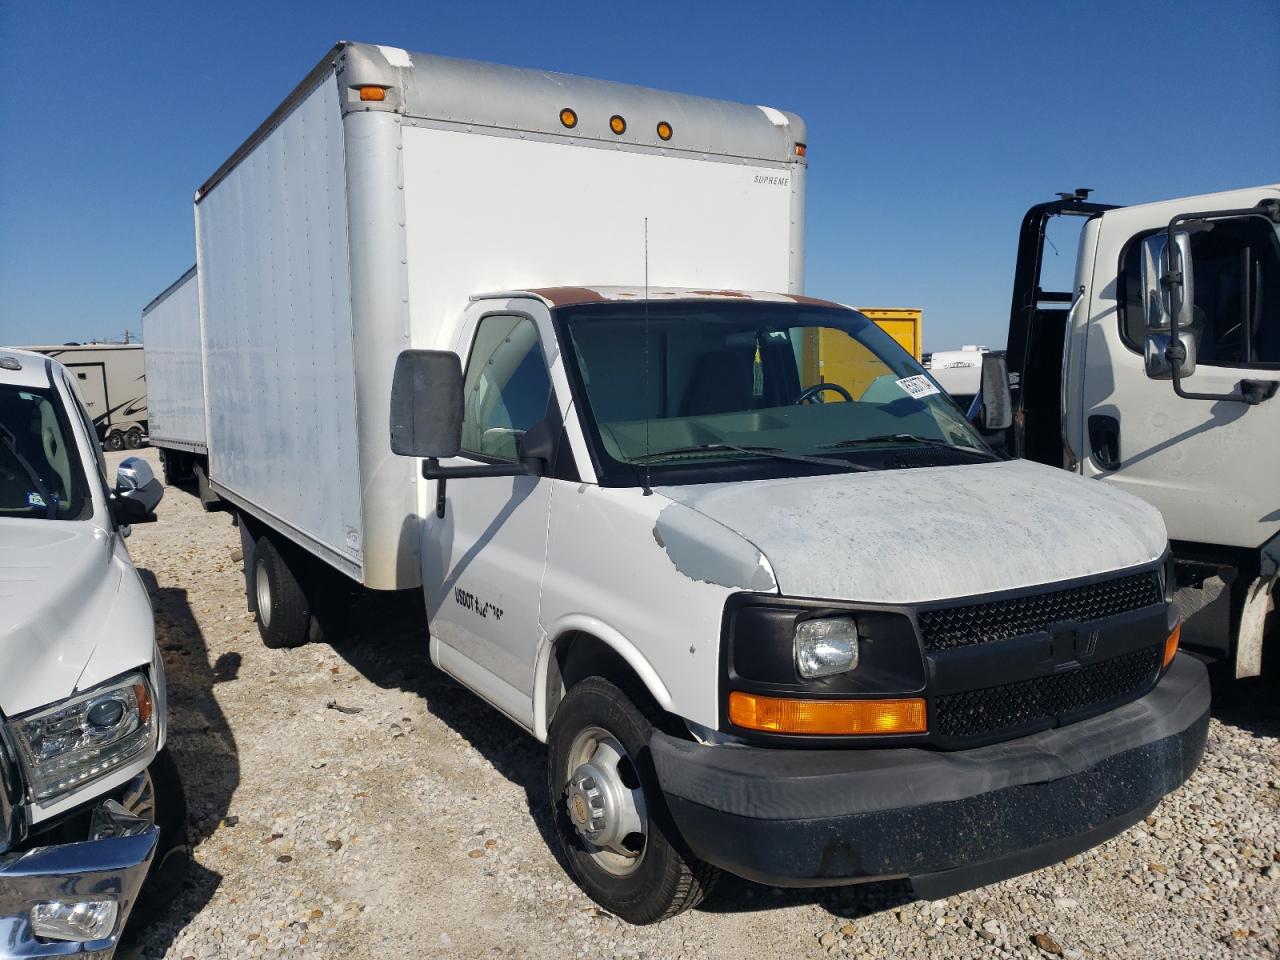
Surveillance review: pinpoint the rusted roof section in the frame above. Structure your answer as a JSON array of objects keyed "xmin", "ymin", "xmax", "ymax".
[{"xmin": 504, "ymin": 286, "xmax": 850, "ymax": 309}]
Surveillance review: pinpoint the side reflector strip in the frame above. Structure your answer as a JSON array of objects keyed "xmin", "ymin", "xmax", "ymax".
[{"xmin": 728, "ymin": 693, "xmax": 926, "ymax": 735}]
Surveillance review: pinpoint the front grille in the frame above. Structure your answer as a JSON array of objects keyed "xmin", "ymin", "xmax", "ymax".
[
  {"xmin": 934, "ymin": 643, "xmax": 1162, "ymax": 740},
  {"xmin": 919, "ymin": 571, "xmax": 1162, "ymax": 652}
]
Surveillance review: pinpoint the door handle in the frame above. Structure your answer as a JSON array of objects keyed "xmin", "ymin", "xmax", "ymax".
[{"xmin": 1087, "ymin": 414, "xmax": 1120, "ymax": 471}]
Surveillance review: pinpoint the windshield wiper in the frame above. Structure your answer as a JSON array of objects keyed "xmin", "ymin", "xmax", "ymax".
[
  {"xmin": 0, "ymin": 425, "xmax": 57, "ymax": 518},
  {"xmin": 631, "ymin": 441, "xmax": 872, "ymax": 472},
  {"xmin": 820, "ymin": 434, "xmax": 1000, "ymax": 461}
]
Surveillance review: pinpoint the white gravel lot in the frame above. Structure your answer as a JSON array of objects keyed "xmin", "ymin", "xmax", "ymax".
[{"xmin": 111, "ymin": 449, "xmax": 1279, "ymax": 960}]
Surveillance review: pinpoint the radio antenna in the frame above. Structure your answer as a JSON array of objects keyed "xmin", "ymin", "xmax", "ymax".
[{"xmin": 642, "ymin": 217, "xmax": 653, "ymax": 496}]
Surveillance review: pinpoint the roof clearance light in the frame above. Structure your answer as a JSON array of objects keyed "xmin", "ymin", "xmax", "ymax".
[
  {"xmin": 0, "ymin": 356, "xmax": 21, "ymax": 371},
  {"xmin": 609, "ymin": 114, "xmax": 626, "ymax": 135},
  {"xmin": 656, "ymin": 121, "xmax": 673, "ymax": 141},
  {"xmin": 359, "ymin": 86, "xmax": 386, "ymax": 102},
  {"xmin": 560, "ymin": 108, "xmax": 578, "ymax": 129},
  {"xmin": 794, "ymin": 142, "xmax": 807, "ymax": 157}
]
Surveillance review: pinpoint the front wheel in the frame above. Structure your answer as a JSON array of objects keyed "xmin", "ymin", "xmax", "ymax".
[
  {"xmin": 547, "ymin": 677, "xmax": 718, "ymax": 923},
  {"xmin": 123, "ymin": 748, "xmax": 189, "ymax": 933}
]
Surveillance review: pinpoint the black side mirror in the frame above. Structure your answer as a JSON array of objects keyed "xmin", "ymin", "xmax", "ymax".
[
  {"xmin": 389, "ymin": 350, "xmax": 464, "ymax": 458},
  {"xmin": 975, "ymin": 354, "xmax": 1013, "ymax": 431},
  {"xmin": 112, "ymin": 456, "xmax": 163, "ymax": 524}
]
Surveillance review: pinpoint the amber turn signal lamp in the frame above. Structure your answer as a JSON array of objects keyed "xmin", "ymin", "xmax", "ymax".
[
  {"xmin": 794, "ymin": 142, "xmax": 807, "ymax": 157},
  {"xmin": 728, "ymin": 692, "xmax": 926, "ymax": 735},
  {"xmin": 609, "ymin": 114, "xmax": 627, "ymax": 135},
  {"xmin": 1162, "ymin": 623, "xmax": 1181, "ymax": 668},
  {"xmin": 559, "ymin": 107, "xmax": 578, "ymax": 129},
  {"xmin": 656, "ymin": 121, "xmax": 673, "ymax": 141},
  {"xmin": 359, "ymin": 86, "xmax": 386, "ymax": 102}
]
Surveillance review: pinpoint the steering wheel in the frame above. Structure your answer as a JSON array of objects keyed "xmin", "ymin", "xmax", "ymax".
[{"xmin": 796, "ymin": 382, "xmax": 854, "ymax": 405}]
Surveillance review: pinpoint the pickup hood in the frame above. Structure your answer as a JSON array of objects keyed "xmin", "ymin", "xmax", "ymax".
[
  {"xmin": 657, "ymin": 459, "xmax": 1167, "ymax": 604},
  {"xmin": 0, "ymin": 519, "xmax": 153, "ymax": 717}
]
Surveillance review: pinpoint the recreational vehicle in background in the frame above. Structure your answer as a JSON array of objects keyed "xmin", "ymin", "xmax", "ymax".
[{"xmin": 20, "ymin": 343, "xmax": 147, "ymax": 451}]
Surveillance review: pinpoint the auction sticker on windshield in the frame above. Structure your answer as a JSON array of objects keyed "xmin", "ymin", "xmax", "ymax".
[{"xmin": 895, "ymin": 375, "xmax": 941, "ymax": 399}]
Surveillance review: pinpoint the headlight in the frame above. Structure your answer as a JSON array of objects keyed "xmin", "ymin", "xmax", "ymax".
[
  {"xmin": 794, "ymin": 616, "xmax": 859, "ymax": 678},
  {"xmin": 7, "ymin": 672, "xmax": 155, "ymax": 803}
]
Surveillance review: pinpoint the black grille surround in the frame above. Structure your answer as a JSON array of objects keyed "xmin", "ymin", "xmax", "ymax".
[
  {"xmin": 934, "ymin": 643, "xmax": 1163, "ymax": 740},
  {"xmin": 919, "ymin": 571, "xmax": 1162, "ymax": 652}
]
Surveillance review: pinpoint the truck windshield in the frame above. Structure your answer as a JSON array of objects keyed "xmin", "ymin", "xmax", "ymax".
[
  {"xmin": 557, "ymin": 301, "xmax": 989, "ymax": 483},
  {"xmin": 0, "ymin": 384, "xmax": 87, "ymax": 519}
]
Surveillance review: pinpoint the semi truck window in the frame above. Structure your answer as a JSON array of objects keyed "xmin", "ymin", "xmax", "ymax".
[
  {"xmin": 1120, "ymin": 218, "xmax": 1280, "ymax": 368},
  {"xmin": 460, "ymin": 315, "xmax": 553, "ymax": 461}
]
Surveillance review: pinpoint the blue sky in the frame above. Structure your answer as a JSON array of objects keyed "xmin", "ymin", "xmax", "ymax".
[{"xmin": 1, "ymin": 0, "xmax": 1276, "ymax": 350}]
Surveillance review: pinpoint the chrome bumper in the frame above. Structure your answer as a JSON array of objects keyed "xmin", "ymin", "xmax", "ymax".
[{"xmin": 0, "ymin": 803, "xmax": 157, "ymax": 959}]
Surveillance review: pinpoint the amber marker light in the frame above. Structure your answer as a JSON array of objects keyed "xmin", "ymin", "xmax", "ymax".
[
  {"xmin": 358, "ymin": 86, "xmax": 387, "ymax": 102},
  {"xmin": 559, "ymin": 107, "xmax": 578, "ymax": 129},
  {"xmin": 656, "ymin": 121, "xmax": 673, "ymax": 141},
  {"xmin": 1163, "ymin": 623, "xmax": 1182, "ymax": 668},
  {"xmin": 609, "ymin": 114, "xmax": 627, "ymax": 135},
  {"xmin": 728, "ymin": 692, "xmax": 926, "ymax": 735},
  {"xmin": 794, "ymin": 142, "xmax": 807, "ymax": 157}
]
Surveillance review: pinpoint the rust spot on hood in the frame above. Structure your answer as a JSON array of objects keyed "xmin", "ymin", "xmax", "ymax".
[{"xmin": 689, "ymin": 289, "xmax": 750, "ymax": 298}]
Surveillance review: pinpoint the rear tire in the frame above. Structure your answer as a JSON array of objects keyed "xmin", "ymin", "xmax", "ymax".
[
  {"xmin": 251, "ymin": 536, "xmax": 311, "ymax": 649},
  {"xmin": 547, "ymin": 677, "xmax": 718, "ymax": 924},
  {"xmin": 125, "ymin": 427, "xmax": 144, "ymax": 449}
]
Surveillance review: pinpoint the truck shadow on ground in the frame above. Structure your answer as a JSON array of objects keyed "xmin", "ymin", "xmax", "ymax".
[
  {"xmin": 324, "ymin": 591, "xmax": 920, "ymax": 920},
  {"xmin": 1205, "ymin": 657, "xmax": 1280, "ymax": 739},
  {"xmin": 124, "ymin": 570, "xmax": 240, "ymax": 958}
]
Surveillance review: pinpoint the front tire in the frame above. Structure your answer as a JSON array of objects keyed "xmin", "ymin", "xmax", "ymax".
[
  {"xmin": 123, "ymin": 748, "xmax": 189, "ymax": 933},
  {"xmin": 252, "ymin": 536, "xmax": 311, "ymax": 649},
  {"xmin": 547, "ymin": 677, "xmax": 718, "ymax": 924},
  {"xmin": 125, "ymin": 427, "xmax": 144, "ymax": 449}
]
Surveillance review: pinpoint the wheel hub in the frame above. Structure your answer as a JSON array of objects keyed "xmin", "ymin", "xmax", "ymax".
[{"xmin": 562, "ymin": 729, "xmax": 648, "ymax": 875}]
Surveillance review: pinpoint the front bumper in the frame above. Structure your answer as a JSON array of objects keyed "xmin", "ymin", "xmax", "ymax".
[
  {"xmin": 652, "ymin": 653, "xmax": 1209, "ymax": 897},
  {"xmin": 0, "ymin": 803, "xmax": 157, "ymax": 959}
]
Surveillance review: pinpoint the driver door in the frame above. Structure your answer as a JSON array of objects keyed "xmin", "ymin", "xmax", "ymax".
[{"xmin": 422, "ymin": 306, "xmax": 558, "ymax": 725}]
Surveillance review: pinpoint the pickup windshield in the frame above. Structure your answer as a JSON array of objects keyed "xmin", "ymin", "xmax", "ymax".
[
  {"xmin": 0, "ymin": 384, "xmax": 86, "ymax": 519},
  {"xmin": 557, "ymin": 301, "xmax": 989, "ymax": 483}
]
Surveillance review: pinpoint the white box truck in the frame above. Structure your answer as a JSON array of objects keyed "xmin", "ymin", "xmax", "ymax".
[
  {"xmin": 181, "ymin": 42, "xmax": 1208, "ymax": 923},
  {"xmin": 20, "ymin": 344, "xmax": 147, "ymax": 452},
  {"xmin": 995, "ymin": 186, "xmax": 1279, "ymax": 677},
  {"xmin": 140, "ymin": 267, "xmax": 216, "ymax": 503}
]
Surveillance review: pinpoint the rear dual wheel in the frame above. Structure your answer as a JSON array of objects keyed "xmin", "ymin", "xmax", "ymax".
[
  {"xmin": 252, "ymin": 537, "xmax": 311, "ymax": 649},
  {"xmin": 105, "ymin": 431, "xmax": 125, "ymax": 451},
  {"xmin": 547, "ymin": 677, "xmax": 719, "ymax": 924}
]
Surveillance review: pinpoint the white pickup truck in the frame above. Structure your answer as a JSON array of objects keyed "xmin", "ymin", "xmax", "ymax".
[
  {"xmin": 0, "ymin": 348, "xmax": 184, "ymax": 958},
  {"xmin": 164, "ymin": 42, "xmax": 1210, "ymax": 924}
]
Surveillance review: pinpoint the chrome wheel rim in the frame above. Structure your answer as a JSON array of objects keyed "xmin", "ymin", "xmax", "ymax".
[
  {"xmin": 255, "ymin": 559, "xmax": 272, "ymax": 629},
  {"xmin": 564, "ymin": 725, "xmax": 647, "ymax": 876}
]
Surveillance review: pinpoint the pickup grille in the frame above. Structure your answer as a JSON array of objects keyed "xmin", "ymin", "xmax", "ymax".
[
  {"xmin": 918, "ymin": 571, "xmax": 1162, "ymax": 652},
  {"xmin": 934, "ymin": 643, "xmax": 1163, "ymax": 740}
]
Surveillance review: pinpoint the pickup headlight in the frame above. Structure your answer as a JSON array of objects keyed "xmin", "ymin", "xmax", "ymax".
[
  {"xmin": 7, "ymin": 672, "xmax": 156, "ymax": 803},
  {"xmin": 794, "ymin": 616, "xmax": 859, "ymax": 678}
]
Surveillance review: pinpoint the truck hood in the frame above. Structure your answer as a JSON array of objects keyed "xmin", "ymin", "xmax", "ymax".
[
  {"xmin": 657, "ymin": 459, "xmax": 1167, "ymax": 604},
  {"xmin": 0, "ymin": 519, "xmax": 147, "ymax": 716}
]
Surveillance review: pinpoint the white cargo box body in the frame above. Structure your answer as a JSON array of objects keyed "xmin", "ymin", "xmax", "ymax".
[
  {"xmin": 195, "ymin": 41, "xmax": 807, "ymax": 590},
  {"xmin": 141, "ymin": 266, "xmax": 206, "ymax": 453}
]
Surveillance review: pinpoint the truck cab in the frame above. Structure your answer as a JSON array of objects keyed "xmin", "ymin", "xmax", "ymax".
[
  {"xmin": 389, "ymin": 286, "xmax": 1209, "ymax": 922},
  {"xmin": 1002, "ymin": 185, "xmax": 1280, "ymax": 676},
  {"xmin": 0, "ymin": 348, "xmax": 182, "ymax": 958}
]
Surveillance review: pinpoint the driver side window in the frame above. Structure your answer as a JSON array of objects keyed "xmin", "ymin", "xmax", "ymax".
[{"xmin": 461, "ymin": 315, "xmax": 553, "ymax": 461}]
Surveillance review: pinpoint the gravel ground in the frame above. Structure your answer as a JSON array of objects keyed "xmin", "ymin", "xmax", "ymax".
[{"xmin": 111, "ymin": 448, "xmax": 1279, "ymax": 960}]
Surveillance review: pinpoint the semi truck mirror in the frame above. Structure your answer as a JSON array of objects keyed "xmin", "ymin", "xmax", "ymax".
[
  {"xmin": 1144, "ymin": 330, "xmax": 1198, "ymax": 380},
  {"xmin": 389, "ymin": 349, "xmax": 464, "ymax": 458},
  {"xmin": 1141, "ymin": 230, "xmax": 1198, "ymax": 381},
  {"xmin": 977, "ymin": 354, "xmax": 1013, "ymax": 431}
]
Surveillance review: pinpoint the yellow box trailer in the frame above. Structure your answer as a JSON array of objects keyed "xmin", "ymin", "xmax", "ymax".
[{"xmin": 799, "ymin": 307, "xmax": 922, "ymax": 399}]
